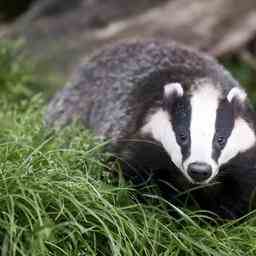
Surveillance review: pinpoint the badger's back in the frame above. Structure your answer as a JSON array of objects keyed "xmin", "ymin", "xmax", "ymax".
[{"xmin": 46, "ymin": 40, "xmax": 238, "ymax": 142}]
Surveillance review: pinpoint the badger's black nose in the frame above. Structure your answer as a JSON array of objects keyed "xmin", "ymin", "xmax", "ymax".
[{"xmin": 187, "ymin": 162, "xmax": 212, "ymax": 183}]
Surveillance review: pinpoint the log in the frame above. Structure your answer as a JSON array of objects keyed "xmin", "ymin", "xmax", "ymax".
[
  {"xmin": 96, "ymin": 0, "xmax": 256, "ymax": 57},
  {"xmin": 3, "ymin": 0, "xmax": 256, "ymax": 80}
]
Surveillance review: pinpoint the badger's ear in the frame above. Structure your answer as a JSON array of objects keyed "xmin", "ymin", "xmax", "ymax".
[
  {"xmin": 164, "ymin": 82, "xmax": 184, "ymax": 98},
  {"xmin": 227, "ymin": 87, "xmax": 247, "ymax": 104},
  {"xmin": 163, "ymin": 83, "xmax": 184, "ymax": 110}
]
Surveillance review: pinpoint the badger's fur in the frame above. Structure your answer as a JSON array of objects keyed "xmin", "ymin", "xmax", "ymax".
[{"xmin": 46, "ymin": 40, "xmax": 256, "ymax": 219}]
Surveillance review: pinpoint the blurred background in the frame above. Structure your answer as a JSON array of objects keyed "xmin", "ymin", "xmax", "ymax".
[{"xmin": 1, "ymin": 0, "xmax": 256, "ymax": 102}]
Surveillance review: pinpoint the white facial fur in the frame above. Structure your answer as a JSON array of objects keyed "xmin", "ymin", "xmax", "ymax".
[
  {"xmin": 183, "ymin": 84, "xmax": 221, "ymax": 183},
  {"xmin": 141, "ymin": 82, "xmax": 256, "ymax": 184},
  {"xmin": 218, "ymin": 117, "xmax": 256, "ymax": 166},
  {"xmin": 141, "ymin": 109, "xmax": 183, "ymax": 171},
  {"xmin": 219, "ymin": 87, "xmax": 255, "ymax": 166}
]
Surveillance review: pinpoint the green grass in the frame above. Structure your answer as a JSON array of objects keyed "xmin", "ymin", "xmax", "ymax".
[
  {"xmin": 2, "ymin": 98, "xmax": 256, "ymax": 256},
  {"xmin": 0, "ymin": 40, "xmax": 60, "ymax": 102},
  {"xmin": 1, "ymin": 41, "xmax": 256, "ymax": 255}
]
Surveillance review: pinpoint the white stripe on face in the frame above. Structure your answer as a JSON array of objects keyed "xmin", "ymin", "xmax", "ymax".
[
  {"xmin": 141, "ymin": 109, "xmax": 183, "ymax": 171},
  {"xmin": 218, "ymin": 118, "xmax": 256, "ymax": 166},
  {"xmin": 183, "ymin": 84, "xmax": 220, "ymax": 179}
]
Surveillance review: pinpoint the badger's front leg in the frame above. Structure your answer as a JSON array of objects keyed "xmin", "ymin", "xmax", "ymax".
[
  {"xmin": 221, "ymin": 169, "xmax": 256, "ymax": 219},
  {"xmin": 113, "ymin": 134, "xmax": 172, "ymax": 186},
  {"xmin": 194, "ymin": 166, "xmax": 256, "ymax": 220}
]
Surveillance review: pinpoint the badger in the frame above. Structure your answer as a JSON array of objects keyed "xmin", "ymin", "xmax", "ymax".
[{"xmin": 46, "ymin": 40, "xmax": 256, "ymax": 219}]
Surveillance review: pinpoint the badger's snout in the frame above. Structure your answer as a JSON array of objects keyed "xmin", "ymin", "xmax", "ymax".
[{"xmin": 187, "ymin": 162, "xmax": 212, "ymax": 183}]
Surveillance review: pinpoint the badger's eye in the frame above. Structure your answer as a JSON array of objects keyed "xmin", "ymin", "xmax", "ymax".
[
  {"xmin": 178, "ymin": 131, "xmax": 189, "ymax": 144},
  {"xmin": 216, "ymin": 136, "xmax": 226, "ymax": 147}
]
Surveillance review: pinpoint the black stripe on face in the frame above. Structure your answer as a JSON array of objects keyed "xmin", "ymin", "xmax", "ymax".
[
  {"xmin": 170, "ymin": 97, "xmax": 191, "ymax": 161},
  {"xmin": 212, "ymin": 99, "xmax": 235, "ymax": 162}
]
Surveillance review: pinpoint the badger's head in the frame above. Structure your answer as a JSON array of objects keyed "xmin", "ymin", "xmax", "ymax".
[{"xmin": 142, "ymin": 79, "xmax": 256, "ymax": 184}]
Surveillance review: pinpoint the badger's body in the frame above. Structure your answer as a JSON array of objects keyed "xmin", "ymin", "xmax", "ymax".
[{"xmin": 46, "ymin": 41, "xmax": 256, "ymax": 219}]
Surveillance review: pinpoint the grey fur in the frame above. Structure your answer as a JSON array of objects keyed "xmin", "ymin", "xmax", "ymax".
[{"xmin": 45, "ymin": 40, "xmax": 240, "ymax": 144}]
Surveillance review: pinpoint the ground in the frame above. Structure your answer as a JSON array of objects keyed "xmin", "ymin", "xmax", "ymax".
[{"xmin": 1, "ymin": 41, "xmax": 256, "ymax": 255}]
